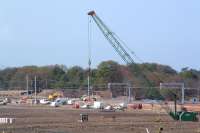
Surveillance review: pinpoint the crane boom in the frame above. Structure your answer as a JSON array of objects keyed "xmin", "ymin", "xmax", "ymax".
[
  {"xmin": 88, "ymin": 11, "xmax": 135, "ymax": 65},
  {"xmin": 88, "ymin": 11, "xmax": 157, "ymax": 86}
]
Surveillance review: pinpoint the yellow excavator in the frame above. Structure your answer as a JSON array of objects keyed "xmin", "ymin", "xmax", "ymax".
[{"xmin": 48, "ymin": 92, "xmax": 61, "ymax": 101}]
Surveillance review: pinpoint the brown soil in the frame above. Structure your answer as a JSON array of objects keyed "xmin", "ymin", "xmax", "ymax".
[{"xmin": 0, "ymin": 105, "xmax": 200, "ymax": 133}]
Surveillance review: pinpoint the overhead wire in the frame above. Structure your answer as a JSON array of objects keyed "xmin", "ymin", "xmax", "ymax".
[{"xmin": 87, "ymin": 15, "xmax": 92, "ymax": 97}]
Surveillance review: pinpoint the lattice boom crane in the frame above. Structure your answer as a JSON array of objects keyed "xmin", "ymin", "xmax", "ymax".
[
  {"xmin": 88, "ymin": 10, "xmax": 157, "ymax": 86},
  {"xmin": 88, "ymin": 11, "xmax": 135, "ymax": 65}
]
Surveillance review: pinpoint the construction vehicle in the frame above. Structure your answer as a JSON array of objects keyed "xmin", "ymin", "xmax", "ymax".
[
  {"xmin": 0, "ymin": 98, "xmax": 8, "ymax": 105},
  {"xmin": 48, "ymin": 92, "xmax": 62, "ymax": 101},
  {"xmin": 88, "ymin": 10, "xmax": 198, "ymax": 121},
  {"xmin": 160, "ymin": 83, "xmax": 198, "ymax": 121},
  {"xmin": 40, "ymin": 99, "xmax": 51, "ymax": 104},
  {"xmin": 50, "ymin": 98, "xmax": 67, "ymax": 107},
  {"xmin": 169, "ymin": 93, "xmax": 198, "ymax": 121}
]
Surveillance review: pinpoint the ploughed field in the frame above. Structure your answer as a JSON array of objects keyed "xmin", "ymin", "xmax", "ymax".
[{"xmin": 0, "ymin": 105, "xmax": 200, "ymax": 133}]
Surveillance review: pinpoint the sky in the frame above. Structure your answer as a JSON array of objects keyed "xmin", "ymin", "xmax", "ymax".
[{"xmin": 0, "ymin": 0, "xmax": 199, "ymax": 71}]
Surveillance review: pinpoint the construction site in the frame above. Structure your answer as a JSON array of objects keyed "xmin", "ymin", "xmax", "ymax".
[
  {"xmin": 1, "ymin": 3, "xmax": 200, "ymax": 133},
  {"xmin": 0, "ymin": 86, "xmax": 200, "ymax": 133}
]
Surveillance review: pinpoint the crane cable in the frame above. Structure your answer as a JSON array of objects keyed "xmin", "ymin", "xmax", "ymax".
[
  {"xmin": 88, "ymin": 16, "xmax": 92, "ymax": 67},
  {"xmin": 87, "ymin": 15, "xmax": 92, "ymax": 97}
]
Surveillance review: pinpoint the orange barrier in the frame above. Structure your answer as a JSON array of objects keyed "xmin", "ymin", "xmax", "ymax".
[{"xmin": 183, "ymin": 104, "xmax": 200, "ymax": 112}]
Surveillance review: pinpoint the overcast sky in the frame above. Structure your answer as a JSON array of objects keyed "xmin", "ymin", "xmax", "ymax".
[{"xmin": 0, "ymin": 0, "xmax": 199, "ymax": 71}]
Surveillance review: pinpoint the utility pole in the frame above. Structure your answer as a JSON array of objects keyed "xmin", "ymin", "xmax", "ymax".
[
  {"xmin": 45, "ymin": 79, "xmax": 48, "ymax": 89},
  {"xmin": 87, "ymin": 61, "xmax": 91, "ymax": 99},
  {"xmin": 128, "ymin": 86, "xmax": 131, "ymax": 103},
  {"xmin": 127, "ymin": 83, "xmax": 132, "ymax": 103},
  {"xmin": 198, "ymin": 88, "xmax": 200, "ymax": 103},
  {"xmin": 88, "ymin": 75, "xmax": 90, "ymax": 98},
  {"xmin": 34, "ymin": 76, "xmax": 37, "ymax": 104},
  {"xmin": 26, "ymin": 75, "xmax": 29, "ymax": 97},
  {"xmin": 181, "ymin": 83, "xmax": 185, "ymax": 104}
]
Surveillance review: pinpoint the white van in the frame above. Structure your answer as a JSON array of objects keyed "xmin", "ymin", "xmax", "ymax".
[
  {"xmin": 50, "ymin": 98, "xmax": 67, "ymax": 107},
  {"xmin": 40, "ymin": 99, "xmax": 50, "ymax": 105},
  {"xmin": 92, "ymin": 101, "xmax": 104, "ymax": 109},
  {"xmin": 0, "ymin": 98, "xmax": 7, "ymax": 105}
]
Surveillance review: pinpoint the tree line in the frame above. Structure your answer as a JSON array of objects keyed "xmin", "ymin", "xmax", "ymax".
[{"xmin": 0, "ymin": 60, "xmax": 200, "ymax": 91}]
